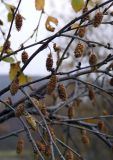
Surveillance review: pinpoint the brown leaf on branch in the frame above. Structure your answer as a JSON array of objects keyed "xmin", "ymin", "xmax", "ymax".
[{"xmin": 45, "ymin": 16, "xmax": 58, "ymax": 32}]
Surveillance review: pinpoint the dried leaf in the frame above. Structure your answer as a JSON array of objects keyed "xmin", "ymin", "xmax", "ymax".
[
  {"xmin": 35, "ymin": 0, "xmax": 45, "ymax": 10},
  {"xmin": 71, "ymin": 0, "xmax": 85, "ymax": 12},
  {"xmin": 45, "ymin": 16, "xmax": 58, "ymax": 32}
]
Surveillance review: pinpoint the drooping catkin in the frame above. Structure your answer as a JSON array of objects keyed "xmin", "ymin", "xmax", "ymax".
[
  {"xmin": 15, "ymin": 103, "xmax": 25, "ymax": 117},
  {"xmin": 82, "ymin": 7, "xmax": 90, "ymax": 21},
  {"xmin": 36, "ymin": 141, "xmax": 46, "ymax": 153},
  {"xmin": 21, "ymin": 51, "xmax": 29, "ymax": 64},
  {"xmin": 66, "ymin": 150, "xmax": 74, "ymax": 160},
  {"xmin": 88, "ymin": 86, "xmax": 95, "ymax": 101},
  {"xmin": 16, "ymin": 137, "xmax": 24, "ymax": 154},
  {"xmin": 98, "ymin": 120, "xmax": 105, "ymax": 130},
  {"xmin": 81, "ymin": 129, "xmax": 90, "ymax": 145},
  {"xmin": 24, "ymin": 112, "xmax": 37, "ymax": 131},
  {"xmin": 15, "ymin": 13, "xmax": 23, "ymax": 31},
  {"xmin": 93, "ymin": 12, "xmax": 103, "ymax": 27},
  {"xmin": 78, "ymin": 27, "xmax": 86, "ymax": 38},
  {"xmin": 89, "ymin": 52, "xmax": 97, "ymax": 66},
  {"xmin": 10, "ymin": 78, "xmax": 19, "ymax": 95},
  {"xmin": 38, "ymin": 101, "xmax": 47, "ymax": 116},
  {"xmin": 74, "ymin": 42, "xmax": 84, "ymax": 58},
  {"xmin": 57, "ymin": 83, "xmax": 67, "ymax": 101},
  {"xmin": 68, "ymin": 106, "xmax": 74, "ymax": 119},
  {"xmin": 46, "ymin": 53, "xmax": 53, "ymax": 71},
  {"xmin": 47, "ymin": 75, "xmax": 57, "ymax": 94}
]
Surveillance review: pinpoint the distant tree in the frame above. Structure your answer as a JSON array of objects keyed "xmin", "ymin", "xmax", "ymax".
[{"xmin": 0, "ymin": 0, "xmax": 113, "ymax": 159}]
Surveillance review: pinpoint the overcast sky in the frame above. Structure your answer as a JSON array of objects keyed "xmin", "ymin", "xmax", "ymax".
[{"xmin": 0, "ymin": 0, "xmax": 72, "ymax": 76}]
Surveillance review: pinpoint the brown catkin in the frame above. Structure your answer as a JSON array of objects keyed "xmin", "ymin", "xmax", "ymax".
[
  {"xmin": 10, "ymin": 78, "xmax": 19, "ymax": 95},
  {"xmin": 82, "ymin": 7, "xmax": 90, "ymax": 21},
  {"xmin": 15, "ymin": 13, "xmax": 23, "ymax": 31},
  {"xmin": 88, "ymin": 87, "xmax": 95, "ymax": 100},
  {"xmin": 21, "ymin": 51, "xmax": 28, "ymax": 64},
  {"xmin": 46, "ymin": 53, "xmax": 53, "ymax": 71},
  {"xmin": 36, "ymin": 141, "xmax": 46, "ymax": 153},
  {"xmin": 74, "ymin": 43, "xmax": 84, "ymax": 58},
  {"xmin": 58, "ymin": 84, "xmax": 67, "ymax": 101},
  {"xmin": 93, "ymin": 12, "xmax": 103, "ymax": 27},
  {"xmin": 98, "ymin": 120, "xmax": 105, "ymax": 130},
  {"xmin": 15, "ymin": 103, "xmax": 25, "ymax": 117},
  {"xmin": 78, "ymin": 27, "xmax": 86, "ymax": 38},
  {"xmin": 16, "ymin": 137, "xmax": 24, "ymax": 154},
  {"xmin": 38, "ymin": 101, "xmax": 47, "ymax": 116},
  {"xmin": 45, "ymin": 145, "xmax": 51, "ymax": 157},
  {"xmin": 89, "ymin": 53, "xmax": 97, "ymax": 65},
  {"xmin": 81, "ymin": 135, "xmax": 90, "ymax": 145},
  {"xmin": 66, "ymin": 150, "xmax": 74, "ymax": 160},
  {"xmin": 47, "ymin": 75, "xmax": 57, "ymax": 94},
  {"xmin": 68, "ymin": 106, "xmax": 74, "ymax": 119}
]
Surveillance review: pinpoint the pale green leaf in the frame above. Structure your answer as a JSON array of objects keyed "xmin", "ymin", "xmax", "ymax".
[
  {"xmin": 2, "ymin": 57, "xmax": 15, "ymax": 63},
  {"xmin": 71, "ymin": 0, "xmax": 85, "ymax": 12}
]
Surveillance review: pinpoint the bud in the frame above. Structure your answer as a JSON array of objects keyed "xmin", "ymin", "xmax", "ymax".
[
  {"xmin": 93, "ymin": 12, "xmax": 103, "ymax": 27},
  {"xmin": 74, "ymin": 43, "xmax": 84, "ymax": 58},
  {"xmin": 46, "ymin": 53, "xmax": 53, "ymax": 71},
  {"xmin": 57, "ymin": 83, "xmax": 67, "ymax": 101},
  {"xmin": 15, "ymin": 103, "xmax": 25, "ymax": 117},
  {"xmin": 10, "ymin": 78, "xmax": 19, "ymax": 95},
  {"xmin": 3, "ymin": 40, "xmax": 11, "ymax": 52},
  {"xmin": 21, "ymin": 51, "xmax": 29, "ymax": 64},
  {"xmin": 16, "ymin": 137, "xmax": 24, "ymax": 154},
  {"xmin": 47, "ymin": 75, "xmax": 57, "ymax": 94},
  {"xmin": 15, "ymin": 13, "xmax": 23, "ymax": 31}
]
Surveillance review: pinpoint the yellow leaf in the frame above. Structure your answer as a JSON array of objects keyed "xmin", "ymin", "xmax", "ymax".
[
  {"xmin": 71, "ymin": 0, "xmax": 85, "ymax": 12},
  {"xmin": 45, "ymin": 16, "xmax": 58, "ymax": 32},
  {"xmin": 84, "ymin": 119, "xmax": 98, "ymax": 124},
  {"xmin": 35, "ymin": 0, "xmax": 45, "ymax": 10},
  {"xmin": 9, "ymin": 62, "xmax": 21, "ymax": 80},
  {"xmin": 9, "ymin": 62, "xmax": 31, "ymax": 85},
  {"xmin": 71, "ymin": 23, "xmax": 80, "ymax": 29}
]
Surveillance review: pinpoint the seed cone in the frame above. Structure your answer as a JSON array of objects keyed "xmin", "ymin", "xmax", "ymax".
[
  {"xmin": 46, "ymin": 53, "xmax": 53, "ymax": 71},
  {"xmin": 21, "ymin": 51, "xmax": 28, "ymax": 64},
  {"xmin": 58, "ymin": 83, "xmax": 67, "ymax": 101},
  {"xmin": 15, "ymin": 103, "xmax": 25, "ymax": 117},
  {"xmin": 16, "ymin": 137, "xmax": 24, "ymax": 154},
  {"xmin": 78, "ymin": 27, "xmax": 86, "ymax": 38},
  {"xmin": 93, "ymin": 12, "xmax": 103, "ymax": 27},
  {"xmin": 74, "ymin": 43, "xmax": 84, "ymax": 58},
  {"xmin": 89, "ymin": 53, "xmax": 97, "ymax": 65},
  {"xmin": 10, "ymin": 78, "xmax": 19, "ymax": 95},
  {"xmin": 47, "ymin": 75, "xmax": 57, "ymax": 94},
  {"xmin": 82, "ymin": 7, "xmax": 90, "ymax": 21},
  {"xmin": 15, "ymin": 13, "xmax": 23, "ymax": 31},
  {"xmin": 68, "ymin": 106, "xmax": 74, "ymax": 119},
  {"xmin": 66, "ymin": 150, "xmax": 74, "ymax": 160}
]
